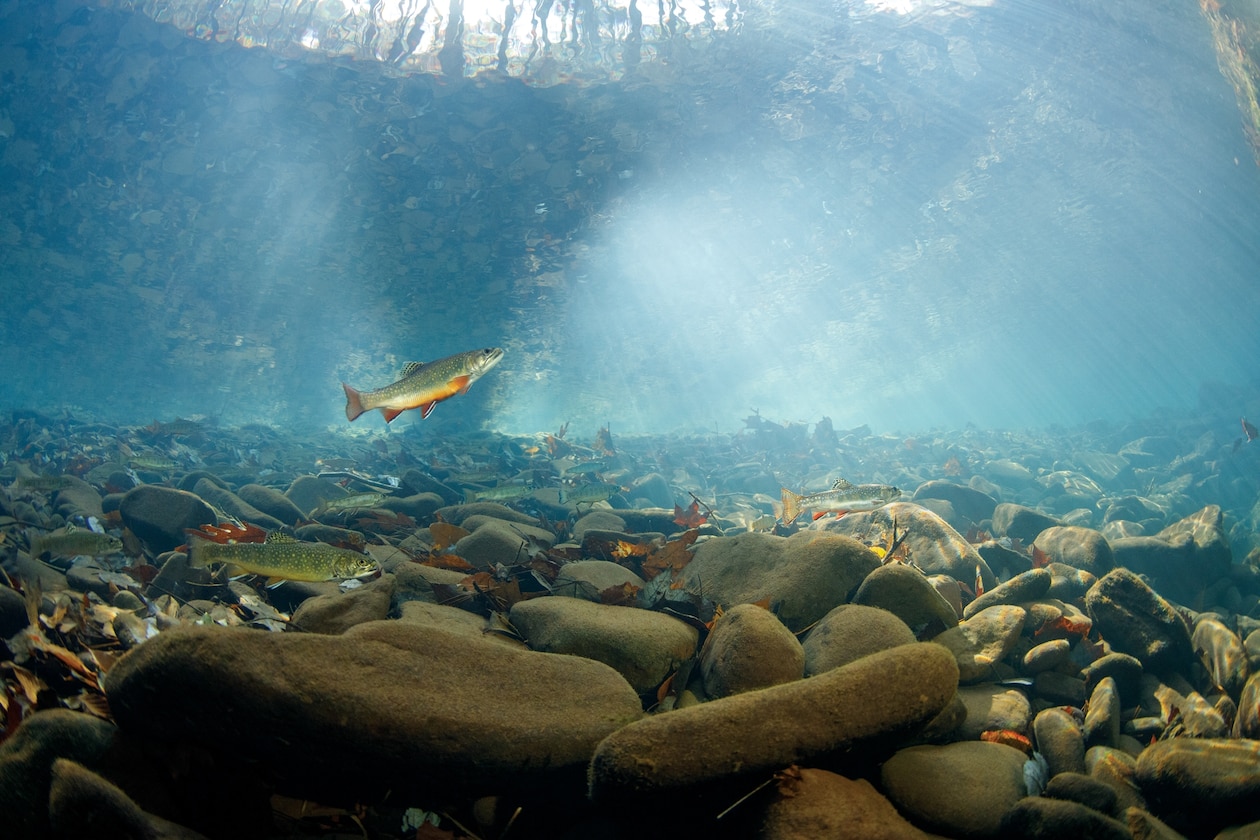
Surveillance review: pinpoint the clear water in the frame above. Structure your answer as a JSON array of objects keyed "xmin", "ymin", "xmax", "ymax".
[{"xmin": 0, "ymin": 0, "xmax": 1257, "ymax": 437}]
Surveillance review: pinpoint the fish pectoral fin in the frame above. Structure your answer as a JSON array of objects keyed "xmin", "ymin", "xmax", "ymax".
[
  {"xmin": 381, "ymin": 408, "xmax": 405, "ymax": 423},
  {"xmin": 450, "ymin": 374, "xmax": 473, "ymax": 395},
  {"xmin": 419, "ymin": 402, "xmax": 439, "ymax": 419},
  {"xmin": 265, "ymin": 577, "xmax": 288, "ymax": 589}
]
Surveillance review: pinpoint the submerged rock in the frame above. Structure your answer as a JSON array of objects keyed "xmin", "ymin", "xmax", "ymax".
[
  {"xmin": 510, "ymin": 595, "xmax": 697, "ymax": 692},
  {"xmin": 589, "ymin": 642, "xmax": 958, "ymax": 804},
  {"xmin": 675, "ymin": 531, "xmax": 879, "ymax": 632},
  {"xmin": 757, "ymin": 769, "xmax": 932, "ymax": 839},
  {"xmin": 118, "ymin": 486, "xmax": 216, "ymax": 554},
  {"xmin": 0, "ymin": 709, "xmax": 122, "ymax": 840},
  {"xmin": 699, "ymin": 603, "xmax": 804, "ymax": 698},
  {"xmin": 1135, "ymin": 739, "xmax": 1260, "ymax": 836},
  {"xmin": 802, "ymin": 603, "xmax": 916, "ymax": 676},
  {"xmin": 1085, "ymin": 568, "xmax": 1195, "ymax": 675},
  {"xmin": 851, "ymin": 562, "xmax": 960, "ymax": 633},
  {"xmin": 881, "ymin": 740, "xmax": 1031, "ymax": 839},
  {"xmin": 103, "ymin": 622, "xmax": 644, "ymax": 804}
]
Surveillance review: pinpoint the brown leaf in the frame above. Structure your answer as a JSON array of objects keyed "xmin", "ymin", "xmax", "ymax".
[
  {"xmin": 642, "ymin": 529, "xmax": 699, "ymax": 581},
  {"xmin": 1, "ymin": 663, "xmax": 45, "ymax": 704},
  {"xmin": 599, "ymin": 581, "xmax": 641, "ymax": 606},
  {"xmin": 430, "ymin": 522, "xmax": 470, "ymax": 552},
  {"xmin": 673, "ymin": 501, "xmax": 708, "ymax": 528},
  {"xmin": 421, "ymin": 554, "xmax": 475, "ymax": 572}
]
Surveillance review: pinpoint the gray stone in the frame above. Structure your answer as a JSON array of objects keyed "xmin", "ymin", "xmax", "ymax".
[
  {"xmin": 992, "ymin": 503, "xmax": 1060, "ymax": 543},
  {"xmin": 1192, "ymin": 617, "xmax": 1249, "ymax": 700},
  {"xmin": 964, "ymin": 567, "xmax": 1051, "ymax": 620},
  {"xmin": 1081, "ymin": 652, "xmax": 1144, "ymax": 707},
  {"xmin": 1085, "ymin": 568, "xmax": 1195, "ymax": 675},
  {"xmin": 192, "ymin": 478, "xmax": 284, "ymax": 531},
  {"xmin": 289, "ymin": 574, "xmax": 395, "ymax": 634},
  {"xmin": 283, "ymin": 476, "xmax": 348, "ymax": 516},
  {"xmin": 1234, "ymin": 672, "xmax": 1260, "ymax": 739},
  {"xmin": 757, "ymin": 769, "xmax": 932, "ymax": 840},
  {"xmin": 1083, "ymin": 676, "xmax": 1121, "ymax": 748},
  {"xmin": 104, "ymin": 622, "xmax": 643, "ymax": 804},
  {"xmin": 1135, "ymin": 739, "xmax": 1260, "ymax": 837},
  {"xmin": 119, "ymin": 486, "xmax": 217, "ymax": 554},
  {"xmin": 52, "ymin": 477, "xmax": 104, "ymax": 521},
  {"xmin": 700, "ymin": 603, "xmax": 804, "ymax": 698},
  {"xmin": 932, "ymin": 604, "xmax": 1026, "ymax": 684},
  {"xmin": 825, "ymin": 502, "xmax": 995, "ymax": 591},
  {"xmin": 48, "ymin": 758, "xmax": 209, "ymax": 839},
  {"xmin": 955, "ymin": 684, "xmax": 1032, "ymax": 741},
  {"xmin": 911, "ymin": 480, "xmax": 998, "ymax": 526},
  {"xmin": 552, "ymin": 560, "xmax": 645, "ymax": 601},
  {"xmin": 1033, "ymin": 526, "xmax": 1115, "ymax": 576},
  {"xmin": 881, "ymin": 741, "xmax": 1029, "ymax": 839},
  {"xmin": 571, "ymin": 510, "xmax": 628, "ymax": 541},
  {"xmin": 1034, "ymin": 706, "xmax": 1086, "ymax": 778},
  {"xmin": 0, "ymin": 709, "xmax": 121, "ymax": 840},
  {"xmin": 802, "ymin": 604, "xmax": 916, "ymax": 676},
  {"xmin": 509, "ymin": 596, "xmax": 697, "ymax": 692},
  {"xmin": 999, "ymin": 796, "xmax": 1130, "ymax": 840},
  {"xmin": 590, "ymin": 643, "xmax": 959, "ymax": 804},
  {"xmin": 852, "ymin": 562, "xmax": 959, "ymax": 634},
  {"xmin": 1022, "ymin": 639, "xmax": 1072, "ymax": 673},
  {"xmin": 433, "ymin": 501, "xmax": 537, "ymax": 527},
  {"xmin": 236, "ymin": 484, "xmax": 307, "ymax": 526},
  {"xmin": 675, "ymin": 531, "xmax": 879, "ymax": 632},
  {"xmin": 1087, "ymin": 746, "xmax": 1147, "ymax": 813},
  {"xmin": 455, "ymin": 520, "xmax": 535, "ymax": 569},
  {"xmin": 1034, "ymin": 670, "xmax": 1087, "ymax": 706},
  {"xmin": 1044, "ymin": 771, "xmax": 1121, "ymax": 818}
]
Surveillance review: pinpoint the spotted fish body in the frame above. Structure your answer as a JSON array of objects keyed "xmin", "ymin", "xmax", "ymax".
[
  {"xmin": 780, "ymin": 477, "xmax": 901, "ymax": 525},
  {"xmin": 187, "ymin": 531, "xmax": 377, "ymax": 583},
  {"xmin": 342, "ymin": 347, "xmax": 504, "ymax": 424}
]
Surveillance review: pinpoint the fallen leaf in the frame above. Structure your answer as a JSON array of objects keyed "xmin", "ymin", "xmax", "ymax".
[
  {"xmin": 430, "ymin": 522, "xmax": 470, "ymax": 552},
  {"xmin": 673, "ymin": 501, "xmax": 708, "ymax": 528},
  {"xmin": 642, "ymin": 529, "xmax": 699, "ymax": 581},
  {"xmin": 599, "ymin": 581, "xmax": 641, "ymax": 606},
  {"xmin": 421, "ymin": 554, "xmax": 475, "ymax": 572}
]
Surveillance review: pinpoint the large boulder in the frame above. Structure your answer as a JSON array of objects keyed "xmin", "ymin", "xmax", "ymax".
[{"xmin": 103, "ymin": 622, "xmax": 643, "ymax": 804}]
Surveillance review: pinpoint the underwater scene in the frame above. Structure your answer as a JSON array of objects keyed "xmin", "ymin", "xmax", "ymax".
[{"xmin": 3, "ymin": 0, "xmax": 1260, "ymax": 837}]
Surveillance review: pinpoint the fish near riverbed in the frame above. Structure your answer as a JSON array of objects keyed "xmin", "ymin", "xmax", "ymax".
[
  {"xmin": 780, "ymin": 477, "xmax": 901, "ymax": 525},
  {"xmin": 342, "ymin": 347, "xmax": 505, "ymax": 424},
  {"xmin": 187, "ymin": 531, "xmax": 378, "ymax": 585}
]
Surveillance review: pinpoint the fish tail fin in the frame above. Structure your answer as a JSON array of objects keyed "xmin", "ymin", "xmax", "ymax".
[
  {"xmin": 342, "ymin": 383, "xmax": 365, "ymax": 421},
  {"xmin": 781, "ymin": 488, "xmax": 802, "ymax": 525},
  {"xmin": 185, "ymin": 534, "xmax": 211, "ymax": 568},
  {"xmin": 26, "ymin": 529, "xmax": 44, "ymax": 558}
]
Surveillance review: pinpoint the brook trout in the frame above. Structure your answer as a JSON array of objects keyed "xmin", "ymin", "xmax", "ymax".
[
  {"xmin": 342, "ymin": 347, "xmax": 504, "ymax": 424},
  {"xmin": 780, "ymin": 477, "xmax": 901, "ymax": 525}
]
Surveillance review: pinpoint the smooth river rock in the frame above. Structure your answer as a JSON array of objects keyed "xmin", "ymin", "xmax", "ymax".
[
  {"xmin": 510, "ymin": 595, "xmax": 698, "ymax": 692},
  {"xmin": 588, "ymin": 642, "xmax": 959, "ymax": 804},
  {"xmin": 103, "ymin": 622, "xmax": 644, "ymax": 804}
]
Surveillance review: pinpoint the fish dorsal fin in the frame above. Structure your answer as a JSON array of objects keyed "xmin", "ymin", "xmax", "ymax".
[
  {"xmin": 831, "ymin": 478, "xmax": 854, "ymax": 490},
  {"xmin": 401, "ymin": 361, "xmax": 427, "ymax": 377},
  {"xmin": 264, "ymin": 531, "xmax": 296, "ymax": 544}
]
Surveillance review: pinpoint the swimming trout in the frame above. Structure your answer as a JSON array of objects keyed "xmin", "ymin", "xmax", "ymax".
[
  {"xmin": 187, "ymin": 531, "xmax": 378, "ymax": 584},
  {"xmin": 342, "ymin": 347, "xmax": 505, "ymax": 424},
  {"xmin": 780, "ymin": 477, "xmax": 901, "ymax": 525}
]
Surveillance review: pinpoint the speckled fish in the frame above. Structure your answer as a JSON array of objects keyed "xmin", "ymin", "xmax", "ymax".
[
  {"xmin": 315, "ymin": 492, "xmax": 388, "ymax": 513},
  {"xmin": 30, "ymin": 526, "xmax": 123, "ymax": 558},
  {"xmin": 561, "ymin": 481, "xmax": 620, "ymax": 505},
  {"xmin": 342, "ymin": 347, "xmax": 504, "ymax": 424},
  {"xmin": 187, "ymin": 531, "xmax": 378, "ymax": 584},
  {"xmin": 780, "ymin": 477, "xmax": 901, "ymax": 525}
]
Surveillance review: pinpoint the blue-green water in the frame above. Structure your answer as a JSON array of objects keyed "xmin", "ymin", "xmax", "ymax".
[{"xmin": 0, "ymin": 0, "xmax": 1257, "ymax": 436}]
